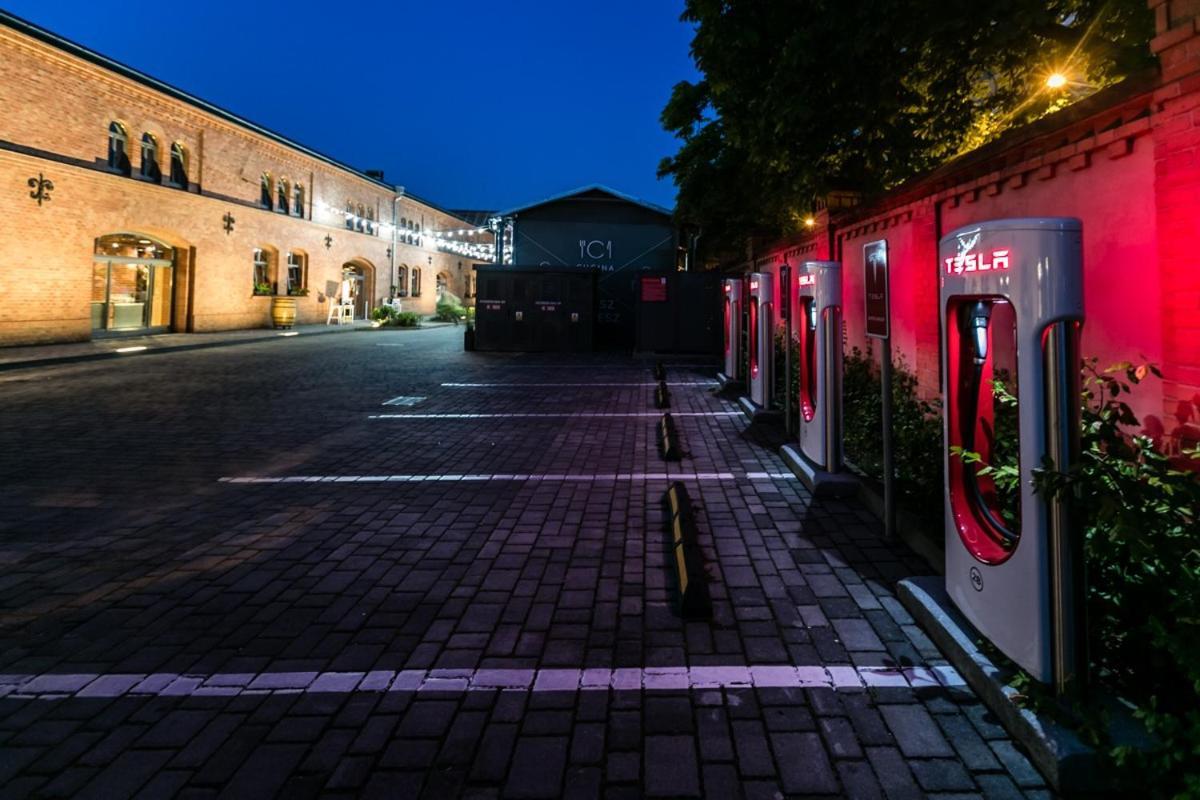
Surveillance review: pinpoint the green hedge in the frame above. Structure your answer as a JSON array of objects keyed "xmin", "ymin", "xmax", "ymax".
[{"xmin": 842, "ymin": 346, "xmax": 944, "ymax": 520}]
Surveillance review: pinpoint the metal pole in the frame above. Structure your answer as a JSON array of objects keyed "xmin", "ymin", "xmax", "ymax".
[
  {"xmin": 880, "ymin": 337, "xmax": 896, "ymax": 540},
  {"xmin": 1044, "ymin": 320, "xmax": 1085, "ymax": 698}
]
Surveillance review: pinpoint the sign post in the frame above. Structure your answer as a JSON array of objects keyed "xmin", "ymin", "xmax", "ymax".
[{"xmin": 864, "ymin": 240, "xmax": 895, "ymax": 541}]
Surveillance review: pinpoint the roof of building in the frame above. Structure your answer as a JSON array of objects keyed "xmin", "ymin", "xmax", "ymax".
[
  {"xmin": 447, "ymin": 210, "xmax": 496, "ymax": 227},
  {"xmin": 0, "ymin": 9, "xmax": 476, "ymax": 225},
  {"xmin": 494, "ymin": 184, "xmax": 674, "ymax": 218}
]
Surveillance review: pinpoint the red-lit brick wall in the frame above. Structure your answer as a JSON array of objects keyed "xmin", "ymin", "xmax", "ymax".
[{"xmin": 745, "ymin": 2, "xmax": 1200, "ymax": 441}]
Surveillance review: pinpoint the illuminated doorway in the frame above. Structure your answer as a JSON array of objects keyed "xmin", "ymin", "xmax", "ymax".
[{"xmin": 91, "ymin": 233, "xmax": 174, "ymax": 334}]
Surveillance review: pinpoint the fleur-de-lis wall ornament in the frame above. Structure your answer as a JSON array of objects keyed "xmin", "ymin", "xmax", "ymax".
[
  {"xmin": 223, "ymin": 212, "xmax": 235, "ymax": 234},
  {"xmin": 27, "ymin": 173, "xmax": 53, "ymax": 206},
  {"xmin": 325, "ymin": 235, "xmax": 333, "ymax": 249}
]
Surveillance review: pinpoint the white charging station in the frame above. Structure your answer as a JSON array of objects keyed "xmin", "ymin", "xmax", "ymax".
[
  {"xmin": 779, "ymin": 262, "xmax": 857, "ymax": 497},
  {"xmin": 939, "ymin": 217, "xmax": 1084, "ymax": 689},
  {"xmin": 746, "ymin": 272, "xmax": 773, "ymax": 409},
  {"xmin": 797, "ymin": 261, "xmax": 843, "ymax": 471},
  {"xmin": 720, "ymin": 278, "xmax": 743, "ymax": 385}
]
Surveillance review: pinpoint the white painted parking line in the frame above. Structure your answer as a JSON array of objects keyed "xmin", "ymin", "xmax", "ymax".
[
  {"xmin": 369, "ymin": 411, "xmax": 742, "ymax": 419},
  {"xmin": 218, "ymin": 471, "xmax": 795, "ymax": 484},
  {"xmin": 441, "ymin": 382, "xmax": 719, "ymax": 388},
  {"xmin": 0, "ymin": 664, "xmax": 965, "ymax": 699},
  {"xmin": 380, "ymin": 395, "xmax": 426, "ymax": 407}
]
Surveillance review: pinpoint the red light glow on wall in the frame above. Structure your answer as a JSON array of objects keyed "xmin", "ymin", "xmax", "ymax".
[{"xmin": 944, "ymin": 249, "xmax": 1011, "ymax": 276}]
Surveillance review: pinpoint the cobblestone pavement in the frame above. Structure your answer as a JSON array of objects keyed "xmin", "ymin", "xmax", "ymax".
[{"xmin": 0, "ymin": 327, "xmax": 1050, "ymax": 798}]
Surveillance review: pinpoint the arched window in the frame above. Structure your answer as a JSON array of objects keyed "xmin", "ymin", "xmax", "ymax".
[
  {"xmin": 365, "ymin": 208, "xmax": 375, "ymax": 235},
  {"xmin": 396, "ymin": 265, "xmax": 409, "ymax": 297},
  {"xmin": 293, "ymin": 183, "xmax": 305, "ymax": 218},
  {"xmin": 345, "ymin": 202, "xmax": 354, "ymax": 230},
  {"xmin": 140, "ymin": 133, "xmax": 161, "ymax": 181},
  {"xmin": 169, "ymin": 142, "xmax": 188, "ymax": 187},
  {"xmin": 406, "ymin": 220, "xmax": 414, "ymax": 245},
  {"xmin": 414, "ymin": 222, "xmax": 421, "ymax": 247},
  {"xmin": 356, "ymin": 205, "xmax": 365, "ymax": 233},
  {"xmin": 252, "ymin": 248, "xmax": 273, "ymax": 294},
  {"xmin": 277, "ymin": 178, "xmax": 290, "ymax": 214},
  {"xmin": 411, "ymin": 267, "xmax": 422, "ymax": 297},
  {"xmin": 286, "ymin": 252, "xmax": 306, "ymax": 293},
  {"xmin": 108, "ymin": 122, "xmax": 130, "ymax": 175},
  {"xmin": 260, "ymin": 174, "xmax": 273, "ymax": 210}
]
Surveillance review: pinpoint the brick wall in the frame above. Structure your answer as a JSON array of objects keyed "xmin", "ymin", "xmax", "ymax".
[
  {"xmin": 745, "ymin": 7, "xmax": 1200, "ymax": 435},
  {"xmin": 0, "ymin": 22, "xmax": 478, "ymax": 345}
]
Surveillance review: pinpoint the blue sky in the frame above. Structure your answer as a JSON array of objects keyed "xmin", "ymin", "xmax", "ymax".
[{"xmin": 5, "ymin": 0, "xmax": 701, "ymax": 211}]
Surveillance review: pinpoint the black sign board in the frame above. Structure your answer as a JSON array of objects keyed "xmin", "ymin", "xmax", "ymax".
[{"xmin": 864, "ymin": 240, "xmax": 889, "ymax": 339}]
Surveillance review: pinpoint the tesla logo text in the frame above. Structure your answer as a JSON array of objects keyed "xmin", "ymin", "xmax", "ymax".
[
  {"xmin": 944, "ymin": 249, "xmax": 1010, "ymax": 275},
  {"xmin": 798, "ymin": 275, "xmax": 815, "ymax": 287}
]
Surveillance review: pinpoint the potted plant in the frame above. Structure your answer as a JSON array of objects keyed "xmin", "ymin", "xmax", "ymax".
[{"xmin": 253, "ymin": 282, "xmax": 273, "ymax": 296}]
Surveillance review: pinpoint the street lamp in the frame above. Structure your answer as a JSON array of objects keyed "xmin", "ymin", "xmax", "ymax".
[{"xmin": 1046, "ymin": 73, "xmax": 1068, "ymax": 89}]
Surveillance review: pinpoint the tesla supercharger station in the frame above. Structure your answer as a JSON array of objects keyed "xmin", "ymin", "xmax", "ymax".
[
  {"xmin": 746, "ymin": 272, "xmax": 773, "ymax": 409},
  {"xmin": 939, "ymin": 217, "xmax": 1085, "ymax": 691},
  {"xmin": 780, "ymin": 262, "xmax": 857, "ymax": 496},
  {"xmin": 720, "ymin": 278, "xmax": 743, "ymax": 385}
]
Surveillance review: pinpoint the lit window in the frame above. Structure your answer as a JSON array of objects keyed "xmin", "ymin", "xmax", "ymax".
[
  {"xmin": 356, "ymin": 205, "xmax": 365, "ymax": 233},
  {"xmin": 345, "ymin": 202, "xmax": 354, "ymax": 230},
  {"xmin": 277, "ymin": 178, "xmax": 290, "ymax": 215},
  {"xmin": 252, "ymin": 248, "xmax": 272, "ymax": 293},
  {"xmin": 365, "ymin": 208, "xmax": 375, "ymax": 235},
  {"xmin": 293, "ymin": 183, "xmax": 305, "ymax": 218},
  {"xmin": 169, "ymin": 142, "xmax": 188, "ymax": 187},
  {"xmin": 286, "ymin": 252, "xmax": 306, "ymax": 293},
  {"xmin": 261, "ymin": 174, "xmax": 273, "ymax": 210},
  {"xmin": 107, "ymin": 122, "xmax": 130, "ymax": 176},
  {"xmin": 397, "ymin": 265, "xmax": 408, "ymax": 296}
]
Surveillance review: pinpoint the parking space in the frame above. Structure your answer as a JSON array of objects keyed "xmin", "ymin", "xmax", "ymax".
[{"xmin": 0, "ymin": 327, "xmax": 1048, "ymax": 798}]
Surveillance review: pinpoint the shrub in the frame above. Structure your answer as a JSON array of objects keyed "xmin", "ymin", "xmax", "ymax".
[
  {"xmin": 956, "ymin": 360, "xmax": 1200, "ymax": 795},
  {"xmin": 843, "ymin": 346, "xmax": 944, "ymax": 519},
  {"xmin": 390, "ymin": 311, "xmax": 420, "ymax": 328},
  {"xmin": 371, "ymin": 305, "xmax": 395, "ymax": 322},
  {"xmin": 435, "ymin": 291, "xmax": 466, "ymax": 322}
]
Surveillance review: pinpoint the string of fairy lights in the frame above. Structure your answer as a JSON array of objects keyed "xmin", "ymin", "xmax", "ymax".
[{"xmin": 313, "ymin": 199, "xmax": 499, "ymax": 261}]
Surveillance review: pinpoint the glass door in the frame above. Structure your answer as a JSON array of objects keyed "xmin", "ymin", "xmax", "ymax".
[{"xmin": 90, "ymin": 258, "xmax": 173, "ymax": 333}]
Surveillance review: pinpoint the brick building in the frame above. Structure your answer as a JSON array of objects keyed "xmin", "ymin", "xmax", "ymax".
[{"xmin": 0, "ymin": 10, "xmax": 490, "ymax": 346}]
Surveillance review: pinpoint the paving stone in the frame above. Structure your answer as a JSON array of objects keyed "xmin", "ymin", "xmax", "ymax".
[
  {"xmin": 76, "ymin": 750, "xmax": 173, "ymax": 800},
  {"xmin": 880, "ymin": 705, "xmax": 955, "ymax": 758},
  {"xmin": 730, "ymin": 720, "xmax": 775, "ymax": 777},
  {"xmin": 770, "ymin": 731, "xmax": 838, "ymax": 794},
  {"xmin": 865, "ymin": 746, "xmax": 923, "ymax": 800},
  {"xmin": 644, "ymin": 736, "xmax": 700, "ymax": 797},
  {"xmin": 504, "ymin": 737, "xmax": 567, "ymax": 798}
]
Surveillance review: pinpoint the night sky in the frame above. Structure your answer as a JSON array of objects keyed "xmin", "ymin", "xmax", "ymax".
[{"xmin": 4, "ymin": 0, "xmax": 700, "ymax": 212}]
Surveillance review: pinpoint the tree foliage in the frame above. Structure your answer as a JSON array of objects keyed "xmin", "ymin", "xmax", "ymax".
[{"xmin": 660, "ymin": 0, "xmax": 1154, "ymax": 257}]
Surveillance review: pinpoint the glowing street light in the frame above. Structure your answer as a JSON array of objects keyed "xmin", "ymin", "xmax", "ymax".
[
  {"xmin": 803, "ymin": 216, "xmax": 816, "ymax": 228},
  {"xmin": 1046, "ymin": 73, "xmax": 1068, "ymax": 89}
]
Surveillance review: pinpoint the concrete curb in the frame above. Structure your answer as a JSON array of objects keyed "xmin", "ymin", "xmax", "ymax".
[
  {"xmin": 897, "ymin": 576, "xmax": 1142, "ymax": 796},
  {"xmin": 779, "ymin": 444, "xmax": 859, "ymax": 498},
  {"xmin": 0, "ymin": 324, "xmax": 450, "ymax": 373}
]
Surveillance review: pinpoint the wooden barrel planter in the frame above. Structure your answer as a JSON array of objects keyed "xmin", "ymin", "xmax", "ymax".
[{"xmin": 271, "ymin": 296, "xmax": 297, "ymax": 329}]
